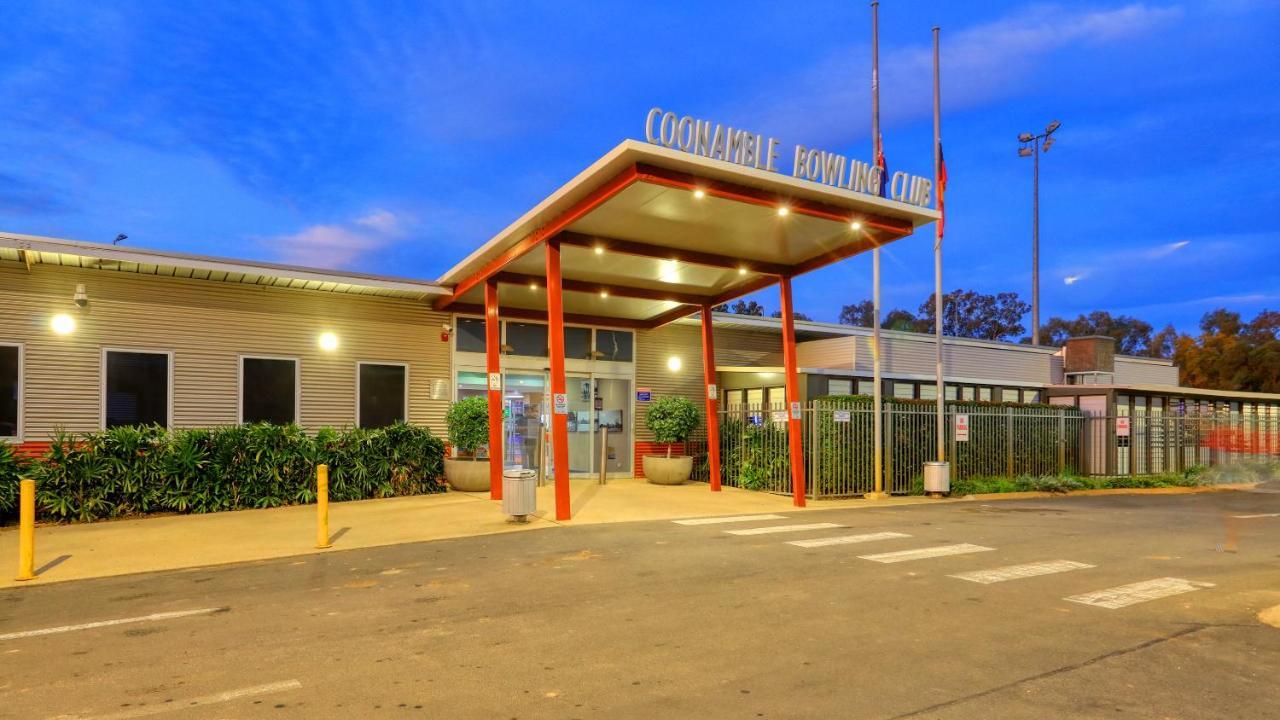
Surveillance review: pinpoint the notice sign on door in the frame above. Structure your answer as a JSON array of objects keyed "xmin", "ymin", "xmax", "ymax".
[
  {"xmin": 488, "ymin": 372, "xmax": 501, "ymax": 391},
  {"xmin": 955, "ymin": 413, "xmax": 970, "ymax": 442},
  {"xmin": 1116, "ymin": 417, "xmax": 1131, "ymax": 437},
  {"xmin": 553, "ymin": 393, "xmax": 568, "ymax": 415}
]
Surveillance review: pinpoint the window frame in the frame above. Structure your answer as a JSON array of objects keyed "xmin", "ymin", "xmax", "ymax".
[
  {"xmin": 237, "ymin": 355, "xmax": 301, "ymax": 425},
  {"xmin": 100, "ymin": 347, "xmax": 174, "ymax": 430},
  {"xmin": 0, "ymin": 342, "xmax": 22, "ymax": 441},
  {"xmin": 356, "ymin": 360, "xmax": 410, "ymax": 428}
]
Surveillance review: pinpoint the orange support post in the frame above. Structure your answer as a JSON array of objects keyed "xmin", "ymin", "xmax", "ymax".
[
  {"xmin": 700, "ymin": 305, "xmax": 722, "ymax": 491},
  {"xmin": 546, "ymin": 239, "xmax": 572, "ymax": 520},
  {"xmin": 779, "ymin": 277, "xmax": 807, "ymax": 507},
  {"xmin": 484, "ymin": 278, "xmax": 503, "ymax": 501}
]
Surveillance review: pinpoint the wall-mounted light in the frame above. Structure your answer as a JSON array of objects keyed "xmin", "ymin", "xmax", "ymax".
[
  {"xmin": 50, "ymin": 314, "xmax": 76, "ymax": 336},
  {"xmin": 667, "ymin": 356, "xmax": 682, "ymax": 372},
  {"xmin": 73, "ymin": 283, "xmax": 89, "ymax": 307},
  {"xmin": 318, "ymin": 332, "xmax": 340, "ymax": 352}
]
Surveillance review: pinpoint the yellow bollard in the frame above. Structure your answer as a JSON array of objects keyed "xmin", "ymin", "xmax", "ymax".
[
  {"xmin": 315, "ymin": 464, "xmax": 332, "ymax": 549},
  {"xmin": 15, "ymin": 478, "xmax": 36, "ymax": 581}
]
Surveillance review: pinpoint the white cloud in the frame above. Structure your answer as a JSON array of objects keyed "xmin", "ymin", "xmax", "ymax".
[
  {"xmin": 266, "ymin": 208, "xmax": 410, "ymax": 268},
  {"xmin": 355, "ymin": 208, "xmax": 402, "ymax": 235},
  {"xmin": 1145, "ymin": 240, "xmax": 1190, "ymax": 258},
  {"xmin": 1064, "ymin": 273, "xmax": 1085, "ymax": 285},
  {"xmin": 738, "ymin": 3, "xmax": 1182, "ymax": 145}
]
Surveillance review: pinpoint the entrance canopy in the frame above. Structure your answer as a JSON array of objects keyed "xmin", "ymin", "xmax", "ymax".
[{"xmin": 436, "ymin": 140, "xmax": 938, "ymax": 327}]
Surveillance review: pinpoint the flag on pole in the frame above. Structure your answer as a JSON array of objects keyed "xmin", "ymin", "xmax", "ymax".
[
  {"xmin": 937, "ymin": 144, "xmax": 948, "ymax": 236},
  {"xmin": 876, "ymin": 142, "xmax": 889, "ymax": 199}
]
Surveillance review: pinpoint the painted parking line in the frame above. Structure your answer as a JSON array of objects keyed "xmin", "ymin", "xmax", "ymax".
[
  {"xmin": 724, "ymin": 522, "xmax": 842, "ymax": 536},
  {"xmin": 1231, "ymin": 513, "xmax": 1279, "ymax": 519},
  {"xmin": 1065, "ymin": 577, "xmax": 1215, "ymax": 609},
  {"xmin": 787, "ymin": 532, "xmax": 912, "ymax": 548},
  {"xmin": 68, "ymin": 679, "xmax": 303, "ymax": 719},
  {"xmin": 949, "ymin": 559, "xmax": 1094, "ymax": 584},
  {"xmin": 0, "ymin": 607, "xmax": 226, "ymax": 641},
  {"xmin": 673, "ymin": 514, "xmax": 788, "ymax": 526},
  {"xmin": 858, "ymin": 543, "xmax": 994, "ymax": 564}
]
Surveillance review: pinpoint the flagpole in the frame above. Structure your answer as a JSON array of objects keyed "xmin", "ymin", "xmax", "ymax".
[
  {"xmin": 870, "ymin": 0, "xmax": 885, "ymax": 498},
  {"xmin": 933, "ymin": 26, "xmax": 945, "ymax": 463}
]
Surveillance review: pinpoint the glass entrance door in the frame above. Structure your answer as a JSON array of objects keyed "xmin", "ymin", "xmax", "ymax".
[
  {"xmin": 502, "ymin": 373, "xmax": 545, "ymax": 473},
  {"xmin": 593, "ymin": 377, "xmax": 632, "ymax": 476}
]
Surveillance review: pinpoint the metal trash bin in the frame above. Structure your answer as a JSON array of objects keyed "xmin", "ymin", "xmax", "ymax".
[
  {"xmin": 923, "ymin": 461, "xmax": 950, "ymax": 496},
  {"xmin": 501, "ymin": 469, "xmax": 538, "ymax": 522}
]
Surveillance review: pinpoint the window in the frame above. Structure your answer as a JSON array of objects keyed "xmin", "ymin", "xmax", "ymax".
[
  {"xmin": 1024, "ymin": 390, "xmax": 1042, "ymax": 404},
  {"xmin": 919, "ymin": 384, "xmax": 938, "ymax": 401},
  {"xmin": 944, "ymin": 385, "xmax": 958, "ymax": 401},
  {"xmin": 746, "ymin": 388, "xmax": 765, "ymax": 407},
  {"xmin": 240, "ymin": 357, "xmax": 297, "ymax": 424},
  {"xmin": 961, "ymin": 386, "xmax": 975, "ymax": 401},
  {"xmin": 455, "ymin": 317, "xmax": 486, "ymax": 353},
  {"xmin": 0, "ymin": 344, "xmax": 18, "ymax": 438},
  {"xmin": 456, "ymin": 371, "xmax": 487, "ymax": 401},
  {"xmin": 857, "ymin": 380, "xmax": 876, "ymax": 396},
  {"xmin": 828, "ymin": 378, "xmax": 853, "ymax": 396},
  {"xmin": 565, "ymin": 327, "xmax": 592, "ymax": 360},
  {"xmin": 507, "ymin": 322, "xmax": 547, "ymax": 357},
  {"xmin": 766, "ymin": 386, "xmax": 787, "ymax": 406},
  {"xmin": 594, "ymin": 329, "xmax": 633, "ymax": 362},
  {"xmin": 978, "ymin": 387, "xmax": 992, "ymax": 402},
  {"xmin": 104, "ymin": 350, "xmax": 170, "ymax": 428},
  {"xmin": 1001, "ymin": 388, "xmax": 1020, "ymax": 403},
  {"xmin": 892, "ymin": 382, "xmax": 915, "ymax": 399},
  {"xmin": 359, "ymin": 363, "xmax": 407, "ymax": 428}
]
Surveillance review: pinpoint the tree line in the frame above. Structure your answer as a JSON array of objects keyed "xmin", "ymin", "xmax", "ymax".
[{"xmin": 713, "ymin": 291, "xmax": 1278, "ymax": 393}]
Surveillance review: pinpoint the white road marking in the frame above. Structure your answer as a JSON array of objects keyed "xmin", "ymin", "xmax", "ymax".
[
  {"xmin": 58, "ymin": 679, "xmax": 303, "ymax": 719},
  {"xmin": 949, "ymin": 559, "xmax": 1094, "ymax": 584},
  {"xmin": 787, "ymin": 532, "xmax": 912, "ymax": 548},
  {"xmin": 724, "ymin": 522, "xmax": 842, "ymax": 536},
  {"xmin": 673, "ymin": 514, "xmax": 788, "ymax": 525},
  {"xmin": 859, "ymin": 543, "xmax": 994, "ymax": 563},
  {"xmin": 1065, "ymin": 577, "xmax": 1216, "ymax": 609},
  {"xmin": 1231, "ymin": 513, "xmax": 1279, "ymax": 519},
  {"xmin": 0, "ymin": 607, "xmax": 224, "ymax": 641}
]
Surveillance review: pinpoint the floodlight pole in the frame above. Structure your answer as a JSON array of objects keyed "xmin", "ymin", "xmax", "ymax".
[{"xmin": 1019, "ymin": 121, "xmax": 1059, "ymax": 346}]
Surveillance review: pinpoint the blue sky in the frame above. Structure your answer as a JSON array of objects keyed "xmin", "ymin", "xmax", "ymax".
[{"xmin": 2, "ymin": 1, "xmax": 1277, "ymax": 333}]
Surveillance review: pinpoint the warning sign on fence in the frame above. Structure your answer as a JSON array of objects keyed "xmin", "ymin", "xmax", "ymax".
[
  {"xmin": 1116, "ymin": 417, "xmax": 1131, "ymax": 437},
  {"xmin": 955, "ymin": 413, "xmax": 970, "ymax": 442}
]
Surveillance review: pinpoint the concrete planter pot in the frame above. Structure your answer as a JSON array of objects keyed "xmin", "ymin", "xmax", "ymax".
[
  {"xmin": 444, "ymin": 457, "xmax": 491, "ymax": 492},
  {"xmin": 643, "ymin": 455, "xmax": 694, "ymax": 485}
]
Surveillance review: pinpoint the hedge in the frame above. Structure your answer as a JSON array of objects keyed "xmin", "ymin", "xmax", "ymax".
[{"xmin": 1, "ymin": 422, "xmax": 445, "ymax": 524}]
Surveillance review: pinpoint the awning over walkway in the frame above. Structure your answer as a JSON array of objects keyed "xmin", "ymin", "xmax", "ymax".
[{"xmin": 436, "ymin": 140, "xmax": 938, "ymax": 327}]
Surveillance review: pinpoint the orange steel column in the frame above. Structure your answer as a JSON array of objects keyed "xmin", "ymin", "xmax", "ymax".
[
  {"xmin": 700, "ymin": 305, "xmax": 722, "ymax": 491},
  {"xmin": 546, "ymin": 239, "xmax": 572, "ymax": 520},
  {"xmin": 484, "ymin": 278, "xmax": 503, "ymax": 501},
  {"xmin": 779, "ymin": 277, "xmax": 807, "ymax": 507}
]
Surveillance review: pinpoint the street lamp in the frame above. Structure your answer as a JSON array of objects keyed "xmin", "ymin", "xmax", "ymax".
[{"xmin": 1018, "ymin": 120, "xmax": 1061, "ymax": 346}]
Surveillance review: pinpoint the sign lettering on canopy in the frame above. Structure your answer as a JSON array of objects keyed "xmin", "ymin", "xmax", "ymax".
[{"xmin": 643, "ymin": 107, "xmax": 934, "ymax": 208}]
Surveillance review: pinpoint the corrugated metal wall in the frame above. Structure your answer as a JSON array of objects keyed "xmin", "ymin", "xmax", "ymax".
[
  {"xmin": 795, "ymin": 333, "xmax": 1055, "ymax": 384},
  {"xmin": 1114, "ymin": 357, "xmax": 1178, "ymax": 385},
  {"xmin": 0, "ymin": 262, "xmax": 452, "ymax": 440}
]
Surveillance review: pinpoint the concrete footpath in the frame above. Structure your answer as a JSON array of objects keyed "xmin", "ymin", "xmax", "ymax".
[
  {"xmin": 0, "ymin": 478, "xmax": 1253, "ymax": 589},
  {"xmin": 0, "ymin": 478, "xmax": 940, "ymax": 588}
]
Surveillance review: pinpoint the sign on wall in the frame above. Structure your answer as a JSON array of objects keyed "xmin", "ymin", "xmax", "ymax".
[
  {"xmin": 636, "ymin": 388, "xmax": 652, "ymax": 402},
  {"xmin": 790, "ymin": 401, "xmax": 802, "ymax": 421},
  {"xmin": 553, "ymin": 393, "xmax": 568, "ymax": 415},
  {"xmin": 642, "ymin": 107, "xmax": 934, "ymax": 208},
  {"xmin": 488, "ymin": 372, "xmax": 501, "ymax": 392},
  {"xmin": 707, "ymin": 384, "xmax": 718, "ymax": 400},
  {"xmin": 955, "ymin": 413, "xmax": 970, "ymax": 442}
]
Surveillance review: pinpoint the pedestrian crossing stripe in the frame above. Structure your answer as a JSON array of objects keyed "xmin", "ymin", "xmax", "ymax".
[
  {"xmin": 1064, "ymin": 577, "xmax": 1215, "ymax": 609},
  {"xmin": 949, "ymin": 559, "xmax": 1094, "ymax": 584},
  {"xmin": 787, "ymin": 532, "xmax": 912, "ymax": 548},
  {"xmin": 672, "ymin": 514, "xmax": 788, "ymax": 525},
  {"xmin": 724, "ymin": 523, "xmax": 843, "ymax": 536},
  {"xmin": 858, "ymin": 543, "xmax": 994, "ymax": 563}
]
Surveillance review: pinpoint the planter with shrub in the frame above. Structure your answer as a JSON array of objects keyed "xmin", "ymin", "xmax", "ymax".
[
  {"xmin": 444, "ymin": 395, "xmax": 492, "ymax": 492},
  {"xmin": 642, "ymin": 396, "xmax": 701, "ymax": 485}
]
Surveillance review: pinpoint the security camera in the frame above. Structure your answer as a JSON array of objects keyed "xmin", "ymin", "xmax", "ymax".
[
  {"xmin": 73, "ymin": 284, "xmax": 88, "ymax": 307},
  {"xmin": 441, "ymin": 323, "xmax": 452, "ymax": 333}
]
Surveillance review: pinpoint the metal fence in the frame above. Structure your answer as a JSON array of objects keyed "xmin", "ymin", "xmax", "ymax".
[{"xmin": 690, "ymin": 402, "xmax": 1280, "ymax": 498}]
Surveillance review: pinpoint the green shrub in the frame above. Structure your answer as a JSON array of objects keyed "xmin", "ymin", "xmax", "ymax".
[
  {"xmin": 23, "ymin": 422, "xmax": 444, "ymax": 523},
  {"xmin": 645, "ymin": 396, "xmax": 701, "ymax": 457},
  {"xmin": 446, "ymin": 396, "xmax": 490, "ymax": 457},
  {"xmin": 0, "ymin": 442, "xmax": 27, "ymax": 520}
]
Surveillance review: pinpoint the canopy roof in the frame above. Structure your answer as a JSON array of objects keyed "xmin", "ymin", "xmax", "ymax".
[{"xmin": 437, "ymin": 140, "xmax": 939, "ymax": 328}]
